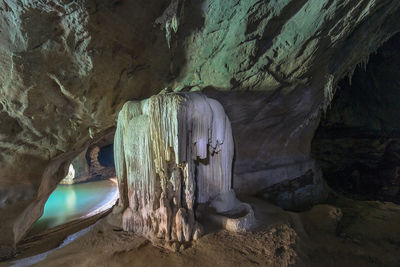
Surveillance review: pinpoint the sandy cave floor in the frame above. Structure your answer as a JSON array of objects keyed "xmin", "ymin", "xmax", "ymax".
[{"xmin": 3, "ymin": 196, "xmax": 400, "ymax": 267}]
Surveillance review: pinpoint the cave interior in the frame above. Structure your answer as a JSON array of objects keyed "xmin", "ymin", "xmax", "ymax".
[{"xmin": 0, "ymin": 0, "xmax": 400, "ymax": 266}]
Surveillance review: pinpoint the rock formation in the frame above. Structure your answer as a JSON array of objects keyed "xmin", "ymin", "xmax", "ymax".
[
  {"xmin": 60, "ymin": 129, "xmax": 116, "ymax": 184},
  {"xmin": 60, "ymin": 142, "xmax": 115, "ymax": 185},
  {"xmin": 114, "ymin": 92, "xmax": 253, "ymax": 247},
  {"xmin": 87, "ymin": 145, "xmax": 115, "ymax": 181},
  {"xmin": 0, "ymin": 0, "xmax": 399, "ymax": 259}
]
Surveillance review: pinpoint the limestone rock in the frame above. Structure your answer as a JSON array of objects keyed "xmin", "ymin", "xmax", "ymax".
[
  {"xmin": 180, "ymin": 0, "xmax": 400, "ymax": 209},
  {"xmin": 0, "ymin": 0, "xmax": 172, "ymax": 258},
  {"xmin": 114, "ymin": 92, "xmax": 252, "ymax": 245},
  {"xmin": 72, "ymin": 150, "xmax": 90, "ymax": 180},
  {"xmin": 301, "ymin": 205, "xmax": 343, "ymax": 233},
  {"xmin": 0, "ymin": 0, "xmax": 399, "ymax": 258}
]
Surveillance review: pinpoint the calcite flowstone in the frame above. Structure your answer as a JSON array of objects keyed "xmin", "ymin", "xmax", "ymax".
[{"xmin": 114, "ymin": 92, "xmax": 252, "ymax": 245}]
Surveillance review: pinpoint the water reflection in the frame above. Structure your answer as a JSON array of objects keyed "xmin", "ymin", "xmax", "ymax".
[
  {"xmin": 29, "ymin": 179, "xmax": 118, "ymax": 235},
  {"xmin": 65, "ymin": 187, "xmax": 77, "ymax": 218}
]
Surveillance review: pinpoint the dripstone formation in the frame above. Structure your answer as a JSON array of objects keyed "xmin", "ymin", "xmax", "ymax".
[{"xmin": 114, "ymin": 92, "xmax": 251, "ymax": 247}]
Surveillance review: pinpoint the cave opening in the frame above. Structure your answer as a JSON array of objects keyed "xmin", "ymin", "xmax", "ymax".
[
  {"xmin": 27, "ymin": 140, "xmax": 118, "ymax": 237},
  {"xmin": 312, "ymin": 32, "xmax": 400, "ymax": 204},
  {"xmin": 98, "ymin": 144, "xmax": 115, "ymax": 167}
]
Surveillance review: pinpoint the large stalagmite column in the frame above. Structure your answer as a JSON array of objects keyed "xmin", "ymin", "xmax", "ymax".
[{"xmin": 114, "ymin": 92, "xmax": 237, "ymax": 246}]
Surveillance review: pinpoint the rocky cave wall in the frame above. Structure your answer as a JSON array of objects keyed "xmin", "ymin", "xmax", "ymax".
[
  {"xmin": 175, "ymin": 0, "xmax": 400, "ymax": 209},
  {"xmin": 0, "ymin": 0, "xmax": 172, "ymax": 258},
  {"xmin": 60, "ymin": 129, "xmax": 115, "ymax": 184},
  {"xmin": 0, "ymin": 0, "xmax": 400, "ymax": 259},
  {"xmin": 60, "ymin": 142, "xmax": 116, "ymax": 185},
  {"xmin": 83, "ymin": 130, "xmax": 116, "ymax": 182},
  {"xmin": 312, "ymin": 32, "xmax": 400, "ymax": 203},
  {"xmin": 87, "ymin": 144, "xmax": 116, "ymax": 180}
]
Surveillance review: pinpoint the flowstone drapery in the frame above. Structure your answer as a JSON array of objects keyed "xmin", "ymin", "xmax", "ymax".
[{"xmin": 114, "ymin": 92, "xmax": 253, "ymax": 247}]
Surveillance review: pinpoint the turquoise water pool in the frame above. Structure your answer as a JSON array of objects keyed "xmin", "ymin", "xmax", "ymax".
[{"xmin": 29, "ymin": 179, "xmax": 118, "ymax": 235}]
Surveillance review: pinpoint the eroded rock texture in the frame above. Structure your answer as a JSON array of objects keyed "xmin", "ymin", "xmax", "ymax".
[
  {"xmin": 114, "ymin": 92, "xmax": 236, "ymax": 246},
  {"xmin": 60, "ymin": 142, "xmax": 116, "ymax": 185},
  {"xmin": 0, "ymin": 0, "xmax": 400, "ymax": 258},
  {"xmin": 0, "ymin": 0, "xmax": 171, "ymax": 257},
  {"xmin": 174, "ymin": 0, "xmax": 400, "ymax": 209}
]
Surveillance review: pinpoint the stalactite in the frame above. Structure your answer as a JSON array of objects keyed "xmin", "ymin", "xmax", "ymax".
[
  {"xmin": 155, "ymin": 0, "xmax": 185, "ymax": 48},
  {"xmin": 114, "ymin": 91, "xmax": 249, "ymax": 248}
]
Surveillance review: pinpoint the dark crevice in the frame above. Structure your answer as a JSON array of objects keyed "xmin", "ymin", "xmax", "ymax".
[{"xmin": 312, "ymin": 32, "xmax": 400, "ymax": 203}]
